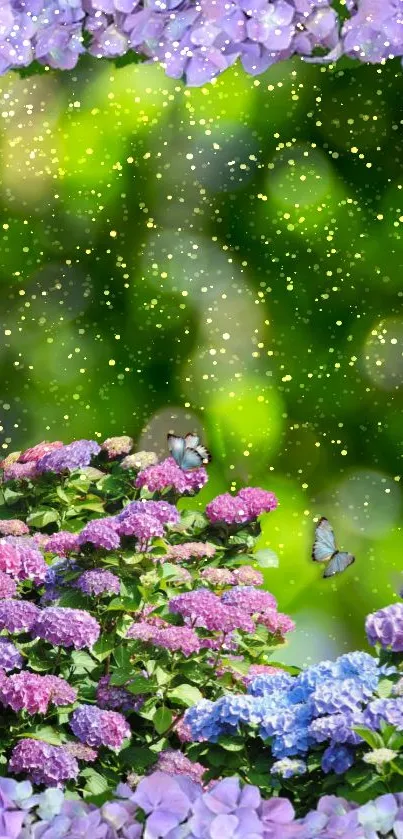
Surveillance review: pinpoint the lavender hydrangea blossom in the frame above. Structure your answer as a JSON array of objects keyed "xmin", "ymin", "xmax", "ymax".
[
  {"xmin": 9, "ymin": 740, "xmax": 79, "ymax": 787},
  {"xmin": 32, "ymin": 606, "xmax": 100, "ymax": 649},
  {"xmin": 70, "ymin": 704, "xmax": 131, "ymax": 749},
  {"xmin": 37, "ymin": 440, "xmax": 101, "ymax": 474}
]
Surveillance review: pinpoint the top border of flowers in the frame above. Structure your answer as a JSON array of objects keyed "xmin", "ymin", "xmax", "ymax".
[{"xmin": 1, "ymin": 0, "xmax": 402, "ymax": 88}]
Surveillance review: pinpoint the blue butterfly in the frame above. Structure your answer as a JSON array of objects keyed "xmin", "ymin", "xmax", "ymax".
[
  {"xmin": 167, "ymin": 433, "xmax": 211, "ymax": 472},
  {"xmin": 312, "ymin": 517, "xmax": 355, "ymax": 578}
]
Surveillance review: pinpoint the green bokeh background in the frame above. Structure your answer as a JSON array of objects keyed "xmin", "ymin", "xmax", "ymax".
[{"xmin": 0, "ymin": 55, "xmax": 402, "ymax": 665}]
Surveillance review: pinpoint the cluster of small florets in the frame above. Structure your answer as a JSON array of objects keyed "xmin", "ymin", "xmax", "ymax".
[
  {"xmin": 76, "ymin": 568, "xmax": 121, "ymax": 597},
  {"xmin": 164, "ymin": 542, "xmax": 217, "ymax": 562},
  {"xmin": 1, "ymin": 0, "xmax": 395, "ymax": 90},
  {"xmin": 0, "ymin": 537, "xmax": 47, "ymax": 584},
  {"xmin": 70, "ymin": 704, "xmax": 131, "ymax": 750},
  {"xmin": 96, "ymin": 675, "xmax": 144, "ymax": 713},
  {"xmin": 206, "ymin": 487, "xmax": 278, "ymax": 525},
  {"xmin": 9, "ymin": 739, "xmax": 79, "ymax": 787},
  {"xmin": 32, "ymin": 606, "xmax": 101, "ymax": 649},
  {"xmin": 0, "ymin": 671, "xmax": 77, "ymax": 715},
  {"xmin": 135, "ymin": 456, "xmax": 208, "ymax": 495},
  {"xmin": 184, "ymin": 650, "xmax": 396, "ymax": 775},
  {"xmin": 366, "ymin": 602, "xmax": 403, "ymax": 652}
]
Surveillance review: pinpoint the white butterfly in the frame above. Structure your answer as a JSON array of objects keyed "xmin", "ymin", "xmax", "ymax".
[
  {"xmin": 167, "ymin": 433, "xmax": 211, "ymax": 471},
  {"xmin": 312, "ymin": 517, "xmax": 355, "ymax": 578}
]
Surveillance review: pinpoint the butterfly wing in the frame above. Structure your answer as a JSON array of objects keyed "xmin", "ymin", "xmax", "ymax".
[
  {"xmin": 167, "ymin": 434, "xmax": 186, "ymax": 467},
  {"xmin": 180, "ymin": 448, "xmax": 205, "ymax": 471},
  {"xmin": 184, "ymin": 433, "xmax": 200, "ymax": 449},
  {"xmin": 195, "ymin": 444, "xmax": 211, "ymax": 464},
  {"xmin": 323, "ymin": 552, "xmax": 355, "ymax": 578},
  {"xmin": 312, "ymin": 517, "xmax": 337, "ymax": 563}
]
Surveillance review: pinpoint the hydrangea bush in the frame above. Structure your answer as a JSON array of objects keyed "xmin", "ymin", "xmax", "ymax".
[
  {"xmin": 1, "ymin": 1, "xmax": 403, "ymax": 86},
  {"xmin": 0, "ymin": 434, "xmax": 402, "ymax": 837}
]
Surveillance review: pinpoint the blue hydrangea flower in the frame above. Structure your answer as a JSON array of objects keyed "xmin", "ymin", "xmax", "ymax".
[{"xmin": 321, "ymin": 744, "xmax": 354, "ymax": 775}]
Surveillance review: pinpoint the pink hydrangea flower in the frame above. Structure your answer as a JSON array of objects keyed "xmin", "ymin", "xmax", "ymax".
[
  {"xmin": 0, "ymin": 520, "xmax": 29, "ymax": 537},
  {"xmin": 19, "ymin": 441, "xmax": 63, "ymax": 463},
  {"xmin": 136, "ymin": 457, "xmax": 208, "ymax": 495},
  {"xmin": 0, "ymin": 672, "xmax": 76, "ymax": 714},
  {"xmin": 165, "ymin": 542, "xmax": 217, "ymax": 562},
  {"xmin": 0, "ymin": 571, "xmax": 17, "ymax": 599},
  {"xmin": 44, "ymin": 531, "xmax": 80, "ymax": 556}
]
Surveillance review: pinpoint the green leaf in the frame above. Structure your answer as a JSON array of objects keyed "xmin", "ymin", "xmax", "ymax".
[
  {"xmin": 167, "ymin": 684, "xmax": 203, "ymax": 707},
  {"xmin": 377, "ymin": 679, "xmax": 394, "ymax": 699},
  {"xmin": 96, "ymin": 474, "xmax": 127, "ymax": 497},
  {"xmin": 253, "ymin": 549, "xmax": 279, "ymax": 568},
  {"xmin": 26, "ymin": 508, "xmax": 59, "ymax": 528},
  {"xmin": 92, "ymin": 635, "xmax": 115, "ymax": 662},
  {"xmin": 106, "ymin": 597, "xmax": 141, "ymax": 612},
  {"xmin": 20, "ymin": 726, "xmax": 63, "ymax": 746},
  {"xmin": 126, "ymin": 676, "xmax": 155, "ymax": 695},
  {"xmin": 120, "ymin": 746, "xmax": 156, "ymax": 770},
  {"xmin": 153, "ymin": 706, "xmax": 172, "ymax": 734},
  {"xmin": 82, "ymin": 769, "xmax": 109, "ymax": 796},
  {"xmin": 161, "ymin": 563, "xmax": 187, "ymax": 580},
  {"xmin": 58, "ymin": 591, "xmax": 88, "ymax": 609},
  {"xmin": 113, "ymin": 647, "xmax": 132, "ymax": 669},
  {"xmin": 352, "ymin": 726, "xmax": 385, "ymax": 749},
  {"xmin": 3, "ymin": 487, "xmax": 25, "ymax": 505},
  {"xmin": 71, "ymin": 650, "xmax": 98, "ymax": 674},
  {"xmin": 56, "ymin": 486, "xmax": 71, "ymax": 504},
  {"xmin": 217, "ymin": 736, "xmax": 245, "ymax": 752}
]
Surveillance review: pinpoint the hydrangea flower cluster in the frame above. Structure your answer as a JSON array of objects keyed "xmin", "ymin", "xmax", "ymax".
[
  {"xmin": 366, "ymin": 602, "xmax": 403, "ymax": 652},
  {"xmin": 9, "ymin": 740, "xmax": 79, "ymax": 787},
  {"xmin": 135, "ymin": 456, "xmax": 208, "ymax": 494},
  {"xmin": 32, "ymin": 606, "xmax": 101, "ymax": 649},
  {"xmin": 0, "ymin": 538, "xmax": 47, "ymax": 584},
  {"xmin": 70, "ymin": 704, "xmax": 131, "ymax": 749},
  {"xmin": 0, "ymin": 0, "xmax": 384, "ymax": 87},
  {"xmin": 184, "ymin": 649, "xmax": 401, "ymax": 775},
  {"xmin": 206, "ymin": 487, "xmax": 278, "ymax": 525},
  {"xmin": 36, "ymin": 440, "xmax": 101, "ymax": 474},
  {"xmin": 0, "ymin": 671, "xmax": 77, "ymax": 715},
  {"xmin": 0, "ymin": 772, "xmax": 403, "ymax": 837},
  {"xmin": 76, "ymin": 568, "xmax": 121, "ymax": 596}
]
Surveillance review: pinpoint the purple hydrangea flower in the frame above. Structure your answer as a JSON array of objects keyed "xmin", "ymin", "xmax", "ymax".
[
  {"xmin": 96, "ymin": 675, "xmax": 144, "ymax": 712},
  {"xmin": 78, "ymin": 518, "xmax": 121, "ymax": 550},
  {"xmin": 70, "ymin": 704, "xmax": 131, "ymax": 749},
  {"xmin": 127, "ymin": 621, "xmax": 202, "ymax": 656},
  {"xmin": 0, "ymin": 571, "xmax": 17, "ymax": 599},
  {"xmin": 119, "ymin": 499, "xmax": 180, "ymax": 526},
  {"xmin": 44, "ymin": 531, "xmax": 80, "ymax": 556},
  {"xmin": 169, "ymin": 589, "xmax": 255, "ymax": 633},
  {"xmin": 3, "ymin": 462, "xmax": 38, "ymax": 481},
  {"xmin": 154, "ymin": 750, "xmax": 206, "ymax": 785},
  {"xmin": 0, "ymin": 600, "xmax": 40, "ymax": 633},
  {"xmin": 221, "ymin": 586, "xmax": 277, "ymax": 613},
  {"xmin": 37, "ymin": 440, "xmax": 101, "ymax": 474},
  {"xmin": 165, "ymin": 542, "xmax": 217, "ymax": 562},
  {"xmin": 0, "ymin": 639, "xmax": 23, "ymax": 672},
  {"xmin": 366, "ymin": 603, "xmax": 403, "ymax": 652},
  {"xmin": 76, "ymin": 569, "xmax": 121, "ymax": 596},
  {"xmin": 135, "ymin": 456, "xmax": 208, "ymax": 494},
  {"xmin": 32, "ymin": 606, "xmax": 100, "ymax": 649},
  {"xmin": 117, "ymin": 512, "xmax": 164, "ymax": 545},
  {"xmin": 9, "ymin": 740, "xmax": 78, "ymax": 786}
]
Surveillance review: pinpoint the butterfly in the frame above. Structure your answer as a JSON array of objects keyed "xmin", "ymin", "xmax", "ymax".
[
  {"xmin": 312, "ymin": 517, "xmax": 355, "ymax": 578},
  {"xmin": 167, "ymin": 433, "xmax": 212, "ymax": 472}
]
